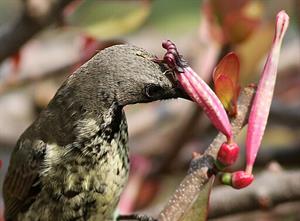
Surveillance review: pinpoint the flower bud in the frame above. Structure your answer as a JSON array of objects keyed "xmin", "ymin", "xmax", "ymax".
[
  {"xmin": 216, "ymin": 142, "xmax": 239, "ymax": 169},
  {"xmin": 221, "ymin": 171, "xmax": 254, "ymax": 189}
]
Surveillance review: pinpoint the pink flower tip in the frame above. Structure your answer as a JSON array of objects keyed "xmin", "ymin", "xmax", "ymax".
[
  {"xmin": 221, "ymin": 171, "xmax": 254, "ymax": 189},
  {"xmin": 274, "ymin": 11, "xmax": 289, "ymax": 44},
  {"xmin": 216, "ymin": 142, "xmax": 240, "ymax": 169}
]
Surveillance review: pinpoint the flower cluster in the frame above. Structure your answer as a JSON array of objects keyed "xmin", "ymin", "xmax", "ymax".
[{"xmin": 160, "ymin": 11, "xmax": 289, "ymax": 189}]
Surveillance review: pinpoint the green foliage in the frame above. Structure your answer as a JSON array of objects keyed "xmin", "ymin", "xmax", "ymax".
[
  {"xmin": 147, "ymin": 0, "xmax": 201, "ymax": 33},
  {"xmin": 68, "ymin": 0, "xmax": 150, "ymax": 39}
]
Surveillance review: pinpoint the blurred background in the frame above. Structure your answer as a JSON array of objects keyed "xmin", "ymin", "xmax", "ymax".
[{"xmin": 0, "ymin": 0, "xmax": 299, "ymax": 220}]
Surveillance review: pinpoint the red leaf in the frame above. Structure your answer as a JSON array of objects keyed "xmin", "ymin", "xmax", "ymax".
[
  {"xmin": 214, "ymin": 74, "xmax": 235, "ymax": 114},
  {"xmin": 213, "ymin": 52, "xmax": 240, "ymax": 116}
]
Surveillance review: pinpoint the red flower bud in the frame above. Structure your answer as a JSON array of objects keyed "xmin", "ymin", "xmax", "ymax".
[
  {"xmin": 216, "ymin": 142, "xmax": 240, "ymax": 169},
  {"xmin": 232, "ymin": 171, "xmax": 254, "ymax": 189},
  {"xmin": 221, "ymin": 171, "xmax": 254, "ymax": 189}
]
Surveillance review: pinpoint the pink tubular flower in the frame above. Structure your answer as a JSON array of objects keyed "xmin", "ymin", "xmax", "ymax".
[
  {"xmin": 245, "ymin": 11, "xmax": 289, "ymax": 174},
  {"xmin": 161, "ymin": 40, "xmax": 241, "ymax": 171},
  {"xmin": 162, "ymin": 40, "xmax": 233, "ymax": 141}
]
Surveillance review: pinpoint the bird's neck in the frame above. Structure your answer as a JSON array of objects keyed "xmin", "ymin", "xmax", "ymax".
[
  {"xmin": 75, "ymin": 104, "xmax": 128, "ymax": 161},
  {"xmin": 74, "ymin": 103, "xmax": 125, "ymax": 141}
]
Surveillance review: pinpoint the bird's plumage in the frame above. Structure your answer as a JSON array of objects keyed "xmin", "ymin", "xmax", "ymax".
[{"xmin": 3, "ymin": 44, "xmax": 187, "ymax": 221}]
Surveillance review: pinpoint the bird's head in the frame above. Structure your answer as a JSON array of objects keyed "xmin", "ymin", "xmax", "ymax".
[
  {"xmin": 67, "ymin": 44, "xmax": 190, "ymax": 110},
  {"xmin": 41, "ymin": 44, "xmax": 192, "ymax": 145}
]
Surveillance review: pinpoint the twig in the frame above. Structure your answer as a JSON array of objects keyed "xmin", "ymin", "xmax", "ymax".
[
  {"xmin": 255, "ymin": 143, "xmax": 300, "ymax": 166},
  {"xmin": 158, "ymin": 86, "xmax": 255, "ymax": 221},
  {"xmin": 0, "ymin": 64, "xmax": 72, "ymax": 95},
  {"xmin": 0, "ymin": 0, "xmax": 75, "ymax": 63},
  {"xmin": 209, "ymin": 169, "xmax": 300, "ymax": 218},
  {"xmin": 269, "ymin": 101, "xmax": 300, "ymax": 128}
]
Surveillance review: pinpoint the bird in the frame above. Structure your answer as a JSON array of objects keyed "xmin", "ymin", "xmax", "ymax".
[{"xmin": 2, "ymin": 44, "xmax": 189, "ymax": 221}]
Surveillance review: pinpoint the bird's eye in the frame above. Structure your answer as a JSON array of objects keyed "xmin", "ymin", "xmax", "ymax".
[{"xmin": 145, "ymin": 84, "xmax": 165, "ymax": 98}]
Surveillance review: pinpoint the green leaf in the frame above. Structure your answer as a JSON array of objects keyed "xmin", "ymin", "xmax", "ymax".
[
  {"xmin": 179, "ymin": 177, "xmax": 214, "ymax": 221},
  {"xmin": 67, "ymin": 0, "xmax": 151, "ymax": 39}
]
